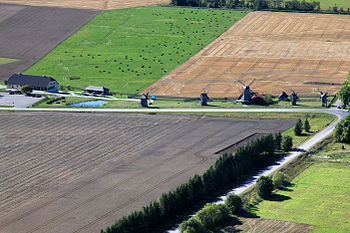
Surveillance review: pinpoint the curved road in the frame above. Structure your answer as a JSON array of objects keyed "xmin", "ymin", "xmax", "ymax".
[{"xmin": 0, "ymin": 107, "xmax": 347, "ymax": 233}]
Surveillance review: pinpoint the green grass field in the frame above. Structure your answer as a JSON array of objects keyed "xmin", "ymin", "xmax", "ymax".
[
  {"xmin": 255, "ymin": 162, "xmax": 350, "ymax": 232},
  {"xmin": 25, "ymin": 6, "xmax": 247, "ymax": 94},
  {"xmin": 0, "ymin": 57, "xmax": 19, "ymax": 65},
  {"xmin": 313, "ymin": 0, "xmax": 350, "ymax": 10}
]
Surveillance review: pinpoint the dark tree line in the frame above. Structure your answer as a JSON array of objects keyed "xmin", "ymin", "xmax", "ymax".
[
  {"xmin": 101, "ymin": 132, "xmax": 292, "ymax": 233},
  {"xmin": 171, "ymin": 0, "xmax": 322, "ymax": 12}
]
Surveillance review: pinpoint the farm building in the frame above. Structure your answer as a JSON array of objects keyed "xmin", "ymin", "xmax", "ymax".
[
  {"xmin": 83, "ymin": 86, "xmax": 109, "ymax": 95},
  {"xmin": 7, "ymin": 73, "xmax": 59, "ymax": 92}
]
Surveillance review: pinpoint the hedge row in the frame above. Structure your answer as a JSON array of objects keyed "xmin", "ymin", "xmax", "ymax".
[{"xmin": 102, "ymin": 132, "xmax": 290, "ymax": 233}]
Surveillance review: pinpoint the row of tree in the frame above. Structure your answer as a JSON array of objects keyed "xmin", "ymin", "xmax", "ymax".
[
  {"xmin": 171, "ymin": 0, "xmax": 321, "ymax": 12},
  {"xmin": 101, "ymin": 132, "xmax": 293, "ymax": 233}
]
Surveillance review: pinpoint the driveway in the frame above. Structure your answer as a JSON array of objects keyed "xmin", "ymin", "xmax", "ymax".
[{"xmin": 0, "ymin": 92, "xmax": 43, "ymax": 108}]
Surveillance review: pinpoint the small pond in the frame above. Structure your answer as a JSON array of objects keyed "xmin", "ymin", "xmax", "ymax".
[{"xmin": 70, "ymin": 100, "xmax": 108, "ymax": 107}]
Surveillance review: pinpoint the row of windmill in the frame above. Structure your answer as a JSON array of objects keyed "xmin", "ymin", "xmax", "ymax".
[{"xmin": 200, "ymin": 79, "xmax": 329, "ymax": 107}]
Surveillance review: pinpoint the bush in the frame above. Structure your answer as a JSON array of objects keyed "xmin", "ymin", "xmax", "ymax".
[
  {"xmin": 194, "ymin": 203, "xmax": 230, "ymax": 229},
  {"xmin": 334, "ymin": 115, "xmax": 350, "ymax": 143},
  {"xmin": 225, "ymin": 193, "xmax": 242, "ymax": 214},
  {"xmin": 274, "ymin": 132, "xmax": 282, "ymax": 150},
  {"xmin": 294, "ymin": 119, "xmax": 303, "ymax": 136},
  {"xmin": 20, "ymin": 85, "xmax": 33, "ymax": 95},
  {"xmin": 255, "ymin": 176, "xmax": 274, "ymax": 199},
  {"xmin": 179, "ymin": 218, "xmax": 208, "ymax": 233},
  {"xmin": 264, "ymin": 94, "xmax": 274, "ymax": 105},
  {"xmin": 272, "ymin": 171, "xmax": 289, "ymax": 189},
  {"xmin": 281, "ymin": 136, "xmax": 293, "ymax": 152}
]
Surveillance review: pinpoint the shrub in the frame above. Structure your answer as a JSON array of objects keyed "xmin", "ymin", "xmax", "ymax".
[
  {"xmin": 255, "ymin": 176, "xmax": 274, "ymax": 199},
  {"xmin": 194, "ymin": 203, "xmax": 230, "ymax": 229},
  {"xmin": 20, "ymin": 85, "xmax": 33, "ymax": 95},
  {"xmin": 274, "ymin": 132, "xmax": 282, "ymax": 150},
  {"xmin": 281, "ymin": 136, "xmax": 293, "ymax": 152},
  {"xmin": 272, "ymin": 171, "xmax": 289, "ymax": 189},
  {"xmin": 294, "ymin": 119, "xmax": 303, "ymax": 136},
  {"xmin": 225, "ymin": 193, "xmax": 242, "ymax": 214},
  {"xmin": 179, "ymin": 218, "xmax": 208, "ymax": 233},
  {"xmin": 264, "ymin": 94, "xmax": 274, "ymax": 105}
]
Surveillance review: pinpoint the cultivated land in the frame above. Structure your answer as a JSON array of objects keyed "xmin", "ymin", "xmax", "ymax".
[
  {"xmin": 0, "ymin": 4, "xmax": 98, "ymax": 81},
  {"xmin": 24, "ymin": 7, "xmax": 247, "ymax": 94},
  {"xmin": 255, "ymin": 162, "xmax": 350, "ymax": 232},
  {"xmin": 0, "ymin": 0, "xmax": 170, "ymax": 10},
  {"xmin": 0, "ymin": 112, "xmax": 294, "ymax": 233},
  {"xmin": 148, "ymin": 11, "xmax": 350, "ymax": 98}
]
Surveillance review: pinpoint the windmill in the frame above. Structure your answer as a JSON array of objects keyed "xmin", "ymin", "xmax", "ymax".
[
  {"xmin": 140, "ymin": 92, "xmax": 149, "ymax": 107},
  {"xmin": 200, "ymin": 88, "xmax": 209, "ymax": 106},
  {"xmin": 237, "ymin": 79, "xmax": 255, "ymax": 104},
  {"xmin": 320, "ymin": 91, "xmax": 328, "ymax": 107},
  {"xmin": 290, "ymin": 90, "xmax": 299, "ymax": 105}
]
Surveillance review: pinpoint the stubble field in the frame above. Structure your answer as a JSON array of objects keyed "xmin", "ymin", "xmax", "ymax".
[
  {"xmin": 0, "ymin": 112, "xmax": 294, "ymax": 233},
  {"xmin": 0, "ymin": 0, "xmax": 170, "ymax": 10},
  {"xmin": 147, "ymin": 11, "xmax": 350, "ymax": 98}
]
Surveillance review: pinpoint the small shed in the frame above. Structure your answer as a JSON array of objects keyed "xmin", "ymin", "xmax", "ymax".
[{"xmin": 83, "ymin": 86, "xmax": 109, "ymax": 95}]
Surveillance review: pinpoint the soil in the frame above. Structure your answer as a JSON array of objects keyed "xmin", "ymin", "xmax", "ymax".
[
  {"xmin": 0, "ymin": 4, "xmax": 99, "ymax": 81},
  {"xmin": 0, "ymin": 112, "xmax": 294, "ymax": 233},
  {"xmin": 147, "ymin": 11, "xmax": 350, "ymax": 98},
  {"xmin": 0, "ymin": 0, "xmax": 170, "ymax": 10}
]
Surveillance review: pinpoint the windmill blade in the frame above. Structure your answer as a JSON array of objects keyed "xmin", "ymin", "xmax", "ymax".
[
  {"xmin": 237, "ymin": 80, "xmax": 246, "ymax": 86},
  {"xmin": 248, "ymin": 78, "xmax": 256, "ymax": 87},
  {"xmin": 320, "ymin": 91, "xmax": 323, "ymax": 95}
]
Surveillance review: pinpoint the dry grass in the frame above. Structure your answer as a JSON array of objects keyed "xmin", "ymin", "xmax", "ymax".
[{"xmin": 147, "ymin": 11, "xmax": 350, "ymax": 98}]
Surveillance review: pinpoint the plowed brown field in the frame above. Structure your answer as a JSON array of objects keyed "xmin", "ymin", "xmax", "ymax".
[
  {"xmin": 147, "ymin": 11, "xmax": 350, "ymax": 98},
  {"xmin": 0, "ymin": 0, "xmax": 170, "ymax": 10},
  {"xmin": 0, "ymin": 112, "xmax": 294, "ymax": 233}
]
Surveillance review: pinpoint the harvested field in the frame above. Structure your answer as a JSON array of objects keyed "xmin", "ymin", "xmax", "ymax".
[
  {"xmin": 0, "ymin": 112, "xmax": 294, "ymax": 233},
  {"xmin": 219, "ymin": 218, "xmax": 314, "ymax": 233},
  {"xmin": 147, "ymin": 11, "xmax": 350, "ymax": 98},
  {"xmin": 0, "ymin": 0, "xmax": 170, "ymax": 10},
  {"xmin": 0, "ymin": 4, "xmax": 98, "ymax": 81}
]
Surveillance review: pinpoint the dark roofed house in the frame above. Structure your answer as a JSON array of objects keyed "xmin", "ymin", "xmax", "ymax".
[
  {"xmin": 83, "ymin": 86, "xmax": 109, "ymax": 95},
  {"xmin": 7, "ymin": 73, "xmax": 59, "ymax": 93}
]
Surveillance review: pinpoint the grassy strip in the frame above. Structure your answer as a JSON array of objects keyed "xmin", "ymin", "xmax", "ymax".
[
  {"xmin": 32, "ymin": 96, "xmax": 324, "ymax": 109},
  {"xmin": 0, "ymin": 57, "xmax": 19, "ymax": 65},
  {"xmin": 25, "ymin": 6, "xmax": 247, "ymax": 94}
]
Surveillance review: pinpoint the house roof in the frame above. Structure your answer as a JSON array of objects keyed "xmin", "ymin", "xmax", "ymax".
[
  {"xmin": 84, "ymin": 86, "xmax": 108, "ymax": 92},
  {"xmin": 7, "ymin": 73, "xmax": 57, "ymax": 88}
]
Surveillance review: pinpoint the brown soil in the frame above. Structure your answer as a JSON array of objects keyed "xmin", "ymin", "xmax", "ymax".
[
  {"xmin": 0, "ymin": 112, "xmax": 294, "ymax": 233},
  {"xmin": 0, "ymin": 0, "xmax": 170, "ymax": 10},
  {"xmin": 147, "ymin": 11, "xmax": 350, "ymax": 98},
  {"xmin": 0, "ymin": 4, "xmax": 99, "ymax": 81},
  {"xmin": 219, "ymin": 217, "xmax": 314, "ymax": 233}
]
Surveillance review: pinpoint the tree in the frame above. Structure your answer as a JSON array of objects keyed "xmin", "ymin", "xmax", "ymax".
[
  {"xmin": 294, "ymin": 119, "xmax": 303, "ymax": 136},
  {"xmin": 179, "ymin": 218, "xmax": 208, "ymax": 233},
  {"xmin": 334, "ymin": 115, "xmax": 350, "ymax": 143},
  {"xmin": 20, "ymin": 85, "xmax": 33, "ymax": 95},
  {"xmin": 195, "ymin": 203, "xmax": 230, "ymax": 229},
  {"xmin": 304, "ymin": 118, "xmax": 310, "ymax": 132},
  {"xmin": 225, "ymin": 193, "xmax": 242, "ymax": 214},
  {"xmin": 255, "ymin": 176, "xmax": 274, "ymax": 199},
  {"xmin": 274, "ymin": 132, "xmax": 282, "ymax": 150},
  {"xmin": 272, "ymin": 171, "xmax": 289, "ymax": 189},
  {"xmin": 340, "ymin": 79, "xmax": 350, "ymax": 108},
  {"xmin": 281, "ymin": 136, "xmax": 293, "ymax": 152}
]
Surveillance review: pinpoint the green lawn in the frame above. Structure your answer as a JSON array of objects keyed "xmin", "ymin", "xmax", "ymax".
[
  {"xmin": 25, "ymin": 6, "xmax": 247, "ymax": 94},
  {"xmin": 0, "ymin": 57, "xmax": 19, "ymax": 65},
  {"xmin": 255, "ymin": 162, "xmax": 350, "ymax": 232},
  {"xmin": 312, "ymin": 0, "xmax": 350, "ymax": 10}
]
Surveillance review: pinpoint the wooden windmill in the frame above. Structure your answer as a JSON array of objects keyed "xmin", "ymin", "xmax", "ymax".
[
  {"xmin": 320, "ymin": 91, "xmax": 328, "ymax": 107},
  {"xmin": 237, "ymin": 79, "xmax": 255, "ymax": 104},
  {"xmin": 290, "ymin": 90, "xmax": 299, "ymax": 105},
  {"xmin": 200, "ymin": 88, "xmax": 209, "ymax": 106}
]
